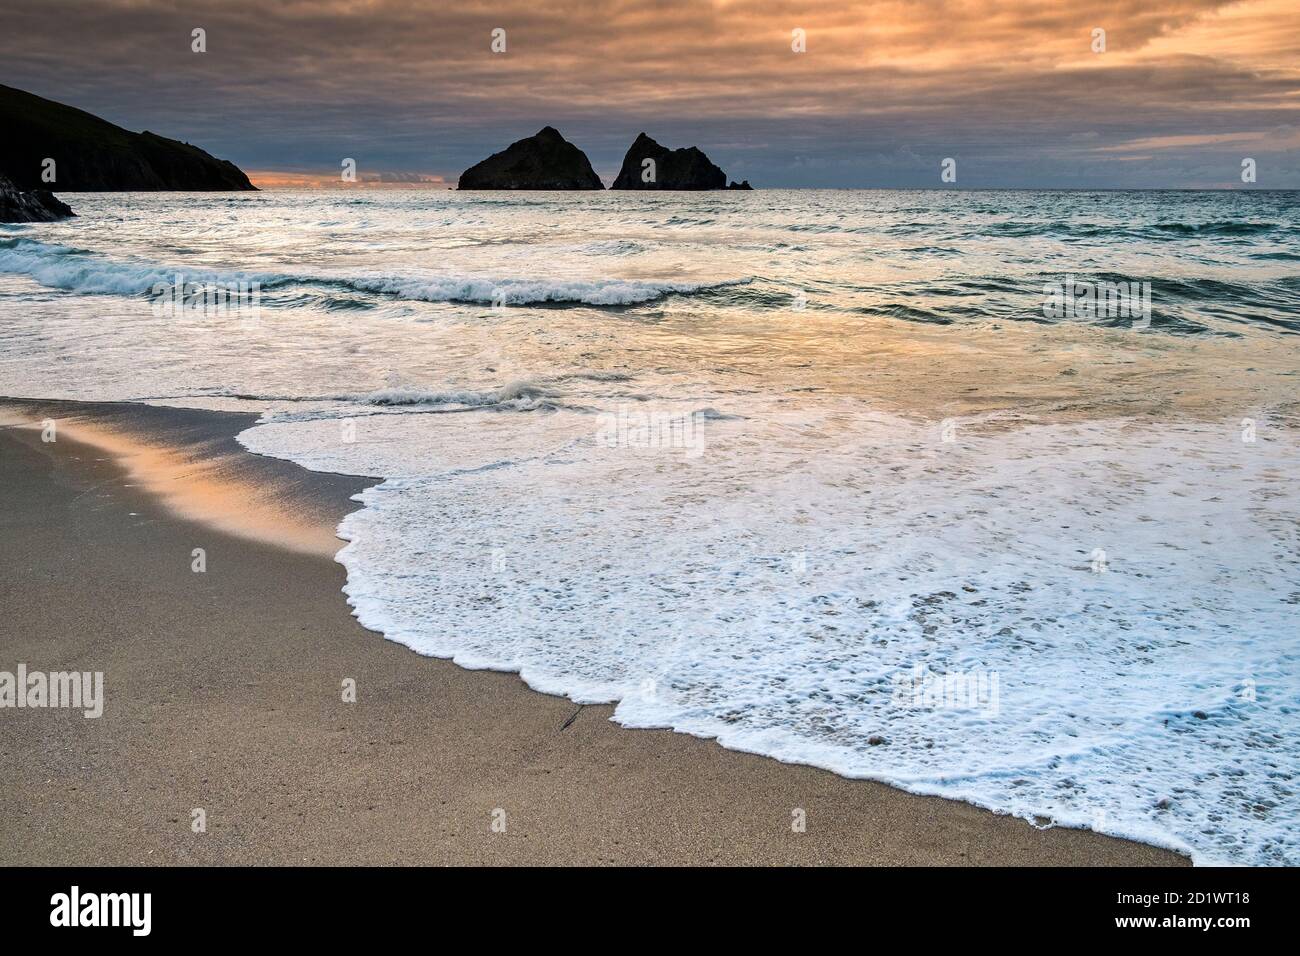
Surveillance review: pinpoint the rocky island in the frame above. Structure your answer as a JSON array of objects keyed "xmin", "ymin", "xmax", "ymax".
[
  {"xmin": 611, "ymin": 132, "xmax": 746, "ymax": 190},
  {"xmin": 0, "ymin": 84, "xmax": 255, "ymax": 191},
  {"xmin": 458, "ymin": 127, "xmax": 603, "ymax": 190}
]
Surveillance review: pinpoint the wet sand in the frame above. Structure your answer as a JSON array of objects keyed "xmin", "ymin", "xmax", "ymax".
[{"xmin": 0, "ymin": 398, "xmax": 1189, "ymax": 865}]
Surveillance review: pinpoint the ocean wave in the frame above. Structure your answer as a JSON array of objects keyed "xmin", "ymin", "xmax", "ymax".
[
  {"xmin": 0, "ymin": 237, "xmax": 291, "ymax": 296},
  {"xmin": 0, "ymin": 237, "xmax": 747, "ymax": 307},
  {"xmin": 172, "ymin": 380, "xmax": 566, "ymax": 414},
  {"xmin": 337, "ymin": 273, "xmax": 745, "ymax": 306},
  {"xmin": 1149, "ymin": 221, "xmax": 1277, "ymax": 237},
  {"xmin": 340, "ymin": 381, "xmax": 558, "ymax": 408},
  {"xmin": 576, "ymin": 239, "xmax": 650, "ymax": 256},
  {"xmin": 974, "ymin": 220, "xmax": 1287, "ymax": 242},
  {"xmin": 856, "ymin": 302, "xmax": 955, "ymax": 325}
]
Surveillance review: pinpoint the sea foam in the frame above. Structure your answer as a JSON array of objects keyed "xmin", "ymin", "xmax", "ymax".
[
  {"xmin": 0, "ymin": 237, "xmax": 743, "ymax": 306},
  {"xmin": 239, "ymin": 401, "xmax": 1300, "ymax": 866}
]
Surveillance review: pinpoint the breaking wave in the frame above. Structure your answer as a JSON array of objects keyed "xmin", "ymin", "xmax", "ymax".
[{"xmin": 0, "ymin": 237, "xmax": 747, "ymax": 307}]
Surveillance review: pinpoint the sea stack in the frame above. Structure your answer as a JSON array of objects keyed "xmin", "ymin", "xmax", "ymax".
[
  {"xmin": 611, "ymin": 133, "xmax": 741, "ymax": 190},
  {"xmin": 0, "ymin": 84, "xmax": 255, "ymax": 191},
  {"xmin": 458, "ymin": 127, "xmax": 603, "ymax": 190},
  {"xmin": 0, "ymin": 172, "xmax": 74, "ymax": 222}
]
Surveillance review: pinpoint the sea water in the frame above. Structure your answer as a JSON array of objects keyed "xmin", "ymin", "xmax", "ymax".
[{"xmin": 2, "ymin": 188, "xmax": 1298, "ymax": 864}]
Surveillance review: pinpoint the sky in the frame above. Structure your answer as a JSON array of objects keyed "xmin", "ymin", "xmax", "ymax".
[{"xmin": 4, "ymin": 0, "xmax": 1300, "ymax": 187}]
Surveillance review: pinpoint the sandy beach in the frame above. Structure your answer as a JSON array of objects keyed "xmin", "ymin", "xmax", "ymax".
[{"xmin": 0, "ymin": 397, "xmax": 1188, "ymax": 866}]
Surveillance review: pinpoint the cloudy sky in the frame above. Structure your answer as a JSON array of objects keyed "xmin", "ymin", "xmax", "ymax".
[{"xmin": 4, "ymin": 0, "xmax": 1299, "ymax": 187}]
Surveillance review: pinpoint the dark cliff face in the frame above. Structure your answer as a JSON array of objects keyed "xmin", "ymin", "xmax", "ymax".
[
  {"xmin": 458, "ymin": 127, "xmax": 603, "ymax": 190},
  {"xmin": 0, "ymin": 84, "xmax": 256, "ymax": 191},
  {"xmin": 0, "ymin": 173, "xmax": 75, "ymax": 222},
  {"xmin": 610, "ymin": 133, "xmax": 731, "ymax": 190}
]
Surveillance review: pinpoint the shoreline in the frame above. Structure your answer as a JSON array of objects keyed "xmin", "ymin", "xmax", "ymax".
[{"xmin": 0, "ymin": 396, "xmax": 1189, "ymax": 865}]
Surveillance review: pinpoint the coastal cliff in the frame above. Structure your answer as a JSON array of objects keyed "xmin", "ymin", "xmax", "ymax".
[{"xmin": 0, "ymin": 84, "xmax": 256, "ymax": 191}]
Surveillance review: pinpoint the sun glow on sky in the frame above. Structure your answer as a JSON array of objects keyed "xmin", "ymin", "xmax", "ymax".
[{"xmin": 4, "ymin": 0, "xmax": 1299, "ymax": 186}]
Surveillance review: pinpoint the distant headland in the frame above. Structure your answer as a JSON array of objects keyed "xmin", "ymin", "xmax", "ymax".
[{"xmin": 0, "ymin": 84, "xmax": 256, "ymax": 193}]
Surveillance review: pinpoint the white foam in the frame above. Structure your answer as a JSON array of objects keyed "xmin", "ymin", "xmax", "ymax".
[
  {"xmin": 339, "ymin": 274, "xmax": 744, "ymax": 305},
  {"xmin": 0, "ymin": 237, "xmax": 743, "ymax": 306},
  {"xmin": 240, "ymin": 402, "xmax": 1300, "ymax": 866},
  {"xmin": 335, "ymin": 380, "xmax": 558, "ymax": 408},
  {"xmin": 0, "ymin": 238, "xmax": 276, "ymax": 296}
]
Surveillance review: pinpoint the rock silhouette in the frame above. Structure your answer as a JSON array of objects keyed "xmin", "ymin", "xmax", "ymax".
[
  {"xmin": 0, "ymin": 172, "xmax": 74, "ymax": 222},
  {"xmin": 611, "ymin": 133, "xmax": 736, "ymax": 190},
  {"xmin": 0, "ymin": 84, "xmax": 255, "ymax": 191},
  {"xmin": 458, "ymin": 127, "xmax": 603, "ymax": 190}
]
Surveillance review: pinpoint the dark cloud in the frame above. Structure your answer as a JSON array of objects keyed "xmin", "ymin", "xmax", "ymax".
[{"xmin": 4, "ymin": 0, "xmax": 1298, "ymax": 185}]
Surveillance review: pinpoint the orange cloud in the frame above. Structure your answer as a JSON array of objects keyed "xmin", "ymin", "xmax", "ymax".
[{"xmin": 3, "ymin": 0, "xmax": 1297, "ymax": 185}]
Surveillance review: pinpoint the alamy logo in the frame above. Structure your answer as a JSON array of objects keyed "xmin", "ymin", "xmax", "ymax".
[
  {"xmin": 595, "ymin": 406, "xmax": 706, "ymax": 458},
  {"xmin": 0, "ymin": 664, "xmax": 103, "ymax": 718},
  {"xmin": 150, "ymin": 274, "xmax": 262, "ymax": 322},
  {"xmin": 890, "ymin": 664, "xmax": 1000, "ymax": 717},
  {"xmin": 1043, "ymin": 276, "xmax": 1151, "ymax": 327},
  {"xmin": 50, "ymin": 886, "xmax": 151, "ymax": 936}
]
